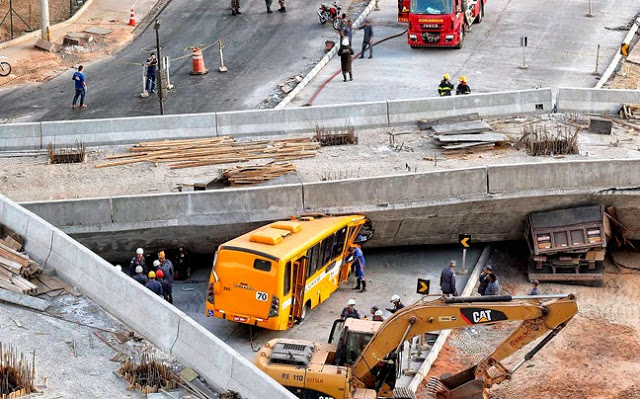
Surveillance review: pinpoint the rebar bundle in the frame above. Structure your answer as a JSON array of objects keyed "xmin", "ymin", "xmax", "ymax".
[
  {"xmin": 520, "ymin": 123, "xmax": 579, "ymax": 156},
  {"xmin": 314, "ymin": 123, "xmax": 358, "ymax": 146},
  {"xmin": 48, "ymin": 142, "xmax": 87, "ymax": 164},
  {"xmin": 118, "ymin": 352, "xmax": 178, "ymax": 394},
  {"xmin": 0, "ymin": 343, "xmax": 35, "ymax": 398}
]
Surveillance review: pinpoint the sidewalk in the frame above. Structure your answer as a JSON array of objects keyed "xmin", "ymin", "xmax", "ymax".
[{"xmin": 0, "ymin": 0, "xmax": 158, "ymax": 88}]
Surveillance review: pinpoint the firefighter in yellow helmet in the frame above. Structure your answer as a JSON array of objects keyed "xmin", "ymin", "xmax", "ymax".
[
  {"xmin": 456, "ymin": 76, "xmax": 471, "ymax": 95},
  {"xmin": 438, "ymin": 73, "xmax": 454, "ymax": 96}
]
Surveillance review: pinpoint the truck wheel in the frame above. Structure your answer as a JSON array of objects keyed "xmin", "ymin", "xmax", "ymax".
[
  {"xmin": 475, "ymin": 2, "xmax": 484, "ymax": 24},
  {"xmin": 455, "ymin": 27, "xmax": 465, "ymax": 49},
  {"xmin": 410, "ymin": 45, "xmax": 419, "ymax": 49},
  {"xmin": 300, "ymin": 301, "xmax": 311, "ymax": 320}
]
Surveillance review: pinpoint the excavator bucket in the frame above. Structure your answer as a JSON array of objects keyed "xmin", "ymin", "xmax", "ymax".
[{"xmin": 422, "ymin": 366, "xmax": 486, "ymax": 399}]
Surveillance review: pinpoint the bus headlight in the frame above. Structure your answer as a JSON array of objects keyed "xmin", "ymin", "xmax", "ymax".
[{"xmin": 269, "ymin": 295, "xmax": 280, "ymax": 318}]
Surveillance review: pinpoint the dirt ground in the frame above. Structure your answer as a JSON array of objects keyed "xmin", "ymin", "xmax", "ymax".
[
  {"xmin": 0, "ymin": 0, "xmax": 76, "ymax": 42},
  {"xmin": 1, "ymin": 113, "xmax": 640, "ymax": 202},
  {"xmin": 416, "ymin": 243, "xmax": 640, "ymax": 399}
]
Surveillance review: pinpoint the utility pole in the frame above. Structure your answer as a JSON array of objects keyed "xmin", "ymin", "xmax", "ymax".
[
  {"xmin": 40, "ymin": 0, "xmax": 50, "ymax": 41},
  {"xmin": 154, "ymin": 19, "xmax": 165, "ymax": 115}
]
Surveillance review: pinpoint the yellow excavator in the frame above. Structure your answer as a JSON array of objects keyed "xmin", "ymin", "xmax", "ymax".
[{"xmin": 254, "ymin": 294, "xmax": 578, "ymax": 399}]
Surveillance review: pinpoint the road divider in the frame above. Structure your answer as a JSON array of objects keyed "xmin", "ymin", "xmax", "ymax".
[{"xmin": 556, "ymin": 87, "xmax": 640, "ymax": 115}]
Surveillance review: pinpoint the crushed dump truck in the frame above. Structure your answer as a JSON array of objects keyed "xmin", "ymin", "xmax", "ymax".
[
  {"xmin": 254, "ymin": 294, "xmax": 578, "ymax": 399},
  {"xmin": 525, "ymin": 205, "xmax": 606, "ymax": 286}
]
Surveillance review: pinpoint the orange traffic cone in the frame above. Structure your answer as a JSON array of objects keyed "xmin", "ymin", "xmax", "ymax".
[
  {"xmin": 129, "ymin": 9, "xmax": 136, "ymax": 26},
  {"xmin": 190, "ymin": 47, "xmax": 209, "ymax": 75}
]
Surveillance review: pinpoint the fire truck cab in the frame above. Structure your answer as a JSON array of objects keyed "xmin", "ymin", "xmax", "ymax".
[{"xmin": 406, "ymin": 0, "xmax": 486, "ymax": 48}]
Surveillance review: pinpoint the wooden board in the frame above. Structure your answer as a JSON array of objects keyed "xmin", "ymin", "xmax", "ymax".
[
  {"xmin": 442, "ymin": 142, "xmax": 496, "ymax": 150},
  {"xmin": 431, "ymin": 121, "xmax": 493, "ymax": 135},
  {"xmin": 0, "ymin": 242, "xmax": 30, "ymax": 267},
  {"xmin": 435, "ymin": 133, "xmax": 508, "ymax": 143},
  {"xmin": 0, "ymin": 236, "xmax": 22, "ymax": 251},
  {"xmin": 38, "ymin": 275, "xmax": 66, "ymax": 291},
  {"xmin": 417, "ymin": 113, "xmax": 480, "ymax": 130}
]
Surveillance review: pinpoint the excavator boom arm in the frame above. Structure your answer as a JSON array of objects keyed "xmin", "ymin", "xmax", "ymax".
[{"xmin": 350, "ymin": 294, "xmax": 578, "ymax": 392}]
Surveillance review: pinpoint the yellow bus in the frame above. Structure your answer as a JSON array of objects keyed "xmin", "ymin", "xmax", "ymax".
[{"xmin": 205, "ymin": 214, "xmax": 371, "ymax": 331}]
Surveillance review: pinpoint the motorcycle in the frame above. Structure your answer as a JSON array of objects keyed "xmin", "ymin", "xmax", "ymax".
[
  {"xmin": 0, "ymin": 56, "xmax": 11, "ymax": 77},
  {"xmin": 317, "ymin": 1, "xmax": 342, "ymax": 30}
]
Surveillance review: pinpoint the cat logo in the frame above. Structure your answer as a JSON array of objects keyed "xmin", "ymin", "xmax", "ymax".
[
  {"xmin": 460, "ymin": 308, "xmax": 508, "ymax": 325},
  {"xmin": 473, "ymin": 310, "xmax": 492, "ymax": 323}
]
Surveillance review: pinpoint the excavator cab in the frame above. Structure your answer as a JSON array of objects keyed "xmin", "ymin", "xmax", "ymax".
[{"xmin": 329, "ymin": 318, "xmax": 380, "ymax": 366}]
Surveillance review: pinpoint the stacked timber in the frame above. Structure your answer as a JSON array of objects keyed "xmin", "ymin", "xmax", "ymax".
[
  {"xmin": 0, "ymin": 242, "xmax": 41, "ymax": 295},
  {"xmin": 221, "ymin": 161, "xmax": 297, "ymax": 186},
  {"xmin": 430, "ymin": 120, "xmax": 508, "ymax": 152},
  {"xmin": 96, "ymin": 136, "xmax": 320, "ymax": 169}
]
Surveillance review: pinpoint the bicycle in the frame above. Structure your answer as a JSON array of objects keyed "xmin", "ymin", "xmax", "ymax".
[{"xmin": 0, "ymin": 56, "xmax": 12, "ymax": 77}]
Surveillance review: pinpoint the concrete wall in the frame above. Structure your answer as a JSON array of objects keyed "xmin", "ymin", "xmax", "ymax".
[
  {"xmin": 1, "ymin": 88, "xmax": 552, "ymax": 150},
  {"xmin": 556, "ymin": 88, "xmax": 640, "ymax": 115},
  {"xmin": 20, "ymin": 159, "xmax": 640, "ymax": 260},
  {"xmin": 0, "ymin": 194, "xmax": 296, "ymax": 399}
]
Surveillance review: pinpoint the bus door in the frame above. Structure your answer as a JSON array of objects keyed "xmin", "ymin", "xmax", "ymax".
[
  {"xmin": 338, "ymin": 222, "xmax": 366, "ymax": 284},
  {"xmin": 289, "ymin": 256, "xmax": 308, "ymax": 327}
]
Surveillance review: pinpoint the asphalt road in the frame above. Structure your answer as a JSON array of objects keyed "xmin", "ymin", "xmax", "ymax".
[
  {"xmin": 0, "ymin": 0, "xmax": 347, "ymax": 122},
  {"xmin": 172, "ymin": 244, "xmax": 479, "ymax": 361},
  {"xmin": 290, "ymin": 0, "xmax": 640, "ymax": 106}
]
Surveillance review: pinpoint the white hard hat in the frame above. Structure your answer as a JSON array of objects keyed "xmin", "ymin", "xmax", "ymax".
[
  {"xmin": 390, "ymin": 294, "xmax": 400, "ymax": 303},
  {"xmin": 136, "ymin": 248, "xmax": 144, "ymax": 255},
  {"xmin": 347, "ymin": 299, "xmax": 356, "ymax": 306},
  {"xmin": 374, "ymin": 310, "xmax": 383, "ymax": 317},
  {"xmin": 449, "ymin": 260, "xmax": 456, "ymax": 266},
  {"xmin": 135, "ymin": 266, "xmax": 143, "ymax": 274},
  {"xmin": 115, "ymin": 265, "xmax": 122, "ymax": 272},
  {"xmin": 153, "ymin": 260, "xmax": 160, "ymax": 267},
  {"xmin": 341, "ymin": 37, "xmax": 350, "ymax": 47}
]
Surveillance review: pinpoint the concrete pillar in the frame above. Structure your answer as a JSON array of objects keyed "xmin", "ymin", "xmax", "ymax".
[{"xmin": 40, "ymin": 0, "xmax": 51, "ymax": 41}]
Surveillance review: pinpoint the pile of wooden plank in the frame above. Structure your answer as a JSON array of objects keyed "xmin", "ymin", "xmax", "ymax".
[
  {"xmin": 430, "ymin": 120, "xmax": 508, "ymax": 152},
  {"xmin": 0, "ymin": 242, "xmax": 41, "ymax": 295},
  {"xmin": 619, "ymin": 104, "xmax": 640, "ymax": 120},
  {"xmin": 96, "ymin": 136, "xmax": 320, "ymax": 170},
  {"xmin": 221, "ymin": 161, "xmax": 297, "ymax": 186}
]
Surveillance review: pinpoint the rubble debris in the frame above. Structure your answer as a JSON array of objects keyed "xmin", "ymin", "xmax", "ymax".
[
  {"xmin": 48, "ymin": 142, "xmax": 87, "ymax": 164},
  {"xmin": 83, "ymin": 27, "xmax": 112, "ymax": 36},
  {"xmin": 314, "ymin": 123, "xmax": 357, "ymax": 146},
  {"xmin": 220, "ymin": 391, "xmax": 243, "ymax": 399},
  {"xmin": 0, "ymin": 342, "xmax": 36, "ymax": 398},
  {"xmin": 0, "ymin": 288, "xmax": 50, "ymax": 311},
  {"xmin": 34, "ymin": 39, "xmax": 56, "ymax": 52},
  {"xmin": 619, "ymin": 104, "xmax": 640, "ymax": 120},
  {"xmin": 221, "ymin": 161, "xmax": 297, "ymax": 186},
  {"xmin": 416, "ymin": 113, "xmax": 480, "ymax": 130},
  {"xmin": 519, "ymin": 123, "xmax": 579, "ymax": 156},
  {"xmin": 62, "ymin": 33, "xmax": 94, "ymax": 47},
  {"xmin": 96, "ymin": 136, "xmax": 319, "ymax": 170},
  {"xmin": 119, "ymin": 352, "xmax": 179, "ymax": 394},
  {"xmin": 178, "ymin": 368, "xmax": 217, "ymax": 399}
]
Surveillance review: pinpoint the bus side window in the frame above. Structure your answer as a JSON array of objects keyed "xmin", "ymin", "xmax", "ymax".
[
  {"xmin": 332, "ymin": 227, "xmax": 348, "ymax": 259},
  {"xmin": 284, "ymin": 262, "xmax": 291, "ymax": 295},
  {"xmin": 322, "ymin": 233, "xmax": 336, "ymax": 265},
  {"xmin": 310, "ymin": 243, "xmax": 321, "ymax": 276}
]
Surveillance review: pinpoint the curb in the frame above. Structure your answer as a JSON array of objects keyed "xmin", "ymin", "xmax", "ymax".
[
  {"xmin": 274, "ymin": 0, "xmax": 377, "ymax": 109},
  {"xmin": 595, "ymin": 16, "xmax": 640, "ymax": 89},
  {"xmin": 0, "ymin": 0, "xmax": 99, "ymax": 51},
  {"xmin": 406, "ymin": 245, "xmax": 491, "ymax": 393}
]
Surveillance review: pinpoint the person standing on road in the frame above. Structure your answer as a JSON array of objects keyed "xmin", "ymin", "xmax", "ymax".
[
  {"xmin": 340, "ymin": 299, "xmax": 361, "ymax": 319},
  {"xmin": 158, "ymin": 251, "xmax": 174, "ymax": 303},
  {"xmin": 440, "ymin": 260, "xmax": 458, "ymax": 296},
  {"xmin": 156, "ymin": 269, "xmax": 171, "ymax": 302},
  {"xmin": 456, "ymin": 76, "xmax": 471, "ymax": 95},
  {"xmin": 71, "ymin": 65, "xmax": 87, "ymax": 109},
  {"xmin": 145, "ymin": 271, "xmax": 164, "ymax": 297},
  {"xmin": 341, "ymin": 19, "xmax": 353, "ymax": 45},
  {"xmin": 477, "ymin": 265, "xmax": 492, "ymax": 296},
  {"xmin": 231, "ymin": 0, "xmax": 242, "ymax": 15},
  {"xmin": 129, "ymin": 248, "xmax": 146, "ymax": 277},
  {"xmin": 438, "ymin": 73, "xmax": 454, "ymax": 96},
  {"xmin": 349, "ymin": 245, "xmax": 366, "ymax": 292},
  {"xmin": 277, "ymin": 0, "xmax": 286, "ymax": 12},
  {"xmin": 359, "ymin": 20, "xmax": 373, "ymax": 59},
  {"xmin": 386, "ymin": 294, "xmax": 405, "ymax": 313},
  {"xmin": 529, "ymin": 279, "xmax": 540, "ymax": 295},
  {"xmin": 339, "ymin": 38, "xmax": 354, "ymax": 82},
  {"xmin": 337, "ymin": 13, "xmax": 347, "ymax": 32},
  {"xmin": 144, "ymin": 53, "xmax": 158, "ymax": 94},
  {"xmin": 133, "ymin": 266, "xmax": 148, "ymax": 285},
  {"xmin": 485, "ymin": 273, "xmax": 500, "ymax": 296}
]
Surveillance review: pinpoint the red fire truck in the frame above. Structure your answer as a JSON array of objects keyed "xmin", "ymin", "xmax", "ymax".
[{"xmin": 406, "ymin": 0, "xmax": 486, "ymax": 48}]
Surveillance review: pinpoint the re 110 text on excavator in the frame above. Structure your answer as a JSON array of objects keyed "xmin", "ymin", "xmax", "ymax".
[{"xmin": 254, "ymin": 294, "xmax": 578, "ymax": 399}]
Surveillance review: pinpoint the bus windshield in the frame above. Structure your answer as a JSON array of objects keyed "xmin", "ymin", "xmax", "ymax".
[{"xmin": 410, "ymin": 0, "xmax": 452, "ymax": 14}]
